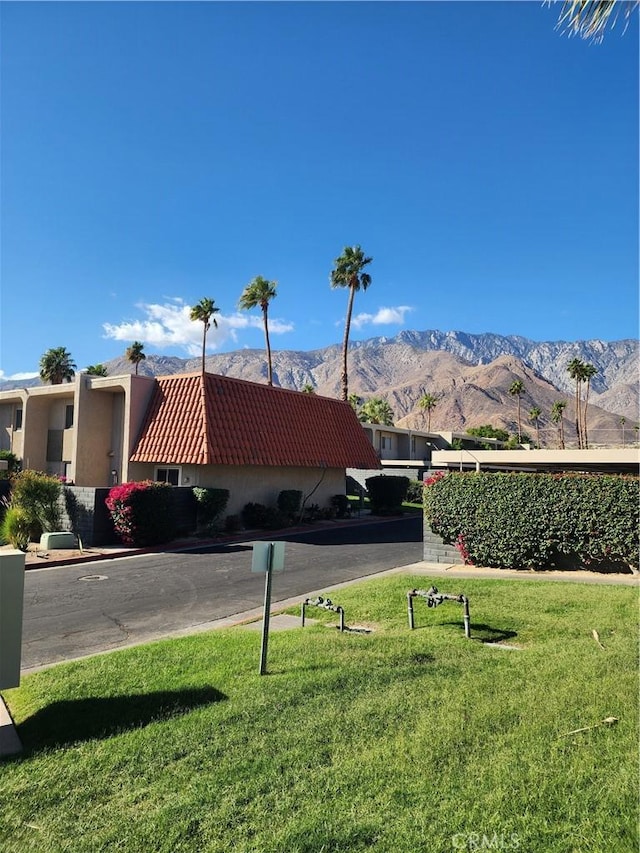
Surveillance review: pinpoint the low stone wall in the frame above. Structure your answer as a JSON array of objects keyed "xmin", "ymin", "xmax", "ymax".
[
  {"xmin": 59, "ymin": 486, "xmax": 117, "ymax": 546},
  {"xmin": 423, "ymin": 525, "xmax": 461, "ymax": 564}
]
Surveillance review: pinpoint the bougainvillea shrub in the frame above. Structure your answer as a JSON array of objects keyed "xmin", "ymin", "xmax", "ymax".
[{"xmin": 106, "ymin": 480, "xmax": 175, "ymax": 546}]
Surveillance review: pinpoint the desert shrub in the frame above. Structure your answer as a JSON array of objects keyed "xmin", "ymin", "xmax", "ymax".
[
  {"xmin": 405, "ymin": 480, "xmax": 424, "ymax": 504},
  {"xmin": 0, "ymin": 505, "xmax": 31, "ymax": 551},
  {"xmin": 10, "ymin": 470, "xmax": 61, "ymax": 537},
  {"xmin": 262, "ymin": 507, "xmax": 290, "ymax": 530},
  {"xmin": 193, "ymin": 487, "xmax": 230, "ymax": 533},
  {"xmin": 277, "ymin": 490, "xmax": 302, "ymax": 518},
  {"xmin": 330, "ymin": 494, "xmax": 351, "ymax": 518},
  {"xmin": 365, "ymin": 475, "xmax": 410, "ymax": 515},
  {"xmin": 242, "ymin": 502, "xmax": 269, "ymax": 529},
  {"xmin": 224, "ymin": 514, "xmax": 241, "ymax": 533},
  {"xmin": 424, "ymin": 471, "xmax": 640, "ymax": 572},
  {"xmin": 106, "ymin": 480, "xmax": 175, "ymax": 546},
  {"xmin": 0, "ymin": 450, "xmax": 20, "ymax": 479}
]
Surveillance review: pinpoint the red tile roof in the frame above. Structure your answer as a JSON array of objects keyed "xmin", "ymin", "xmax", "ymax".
[{"xmin": 130, "ymin": 372, "xmax": 381, "ymax": 470}]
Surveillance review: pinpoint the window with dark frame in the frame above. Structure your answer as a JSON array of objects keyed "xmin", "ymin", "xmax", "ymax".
[
  {"xmin": 65, "ymin": 404, "xmax": 74, "ymax": 429},
  {"xmin": 14, "ymin": 408, "xmax": 23, "ymax": 430}
]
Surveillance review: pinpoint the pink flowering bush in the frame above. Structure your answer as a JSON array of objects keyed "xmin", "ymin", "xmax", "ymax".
[{"xmin": 106, "ymin": 480, "xmax": 175, "ymax": 546}]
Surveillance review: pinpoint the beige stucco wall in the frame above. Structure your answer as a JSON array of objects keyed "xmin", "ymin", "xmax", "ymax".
[
  {"xmin": 0, "ymin": 403, "xmax": 19, "ymax": 454},
  {"xmin": 127, "ymin": 462, "xmax": 346, "ymax": 515}
]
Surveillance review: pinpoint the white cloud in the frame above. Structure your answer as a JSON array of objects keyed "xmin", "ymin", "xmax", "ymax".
[
  {"xmin": 0, "ymin": 370, "xmax": 39, "ymax": 382},
  {"xmin": 351, "ymin": 305, "xmax": 413, "ymax": 329},
  {"xmin": 103, "ymin": 299, "xmax": 294, "ymax": 357}
]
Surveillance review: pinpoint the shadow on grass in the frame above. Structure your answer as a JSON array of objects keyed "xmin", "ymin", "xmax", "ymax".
[
  {"xmin": 413, "ymin": 619, "xmax": 517, "ymax": 644},
  {"xmin": 15, "ymin": 686, "xmax": 226, "ymax": 755}
]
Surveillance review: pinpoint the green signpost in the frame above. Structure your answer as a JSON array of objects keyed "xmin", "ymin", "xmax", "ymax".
[{"xmin": 251, "ymin": 541, "xmax": 285, "ymax": 675}]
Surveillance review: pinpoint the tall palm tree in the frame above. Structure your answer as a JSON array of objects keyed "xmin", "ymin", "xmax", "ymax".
[
  {"xmin": 125, "ymin": 341, "xmax": 146, "ymax": 376},
  {"xmin": 551, "ymin": 400, "xmax": 567, "ymax": 449},
  {"xmin": 509, "ymin": 380, "xmax": 525, "ymax": 443},
  {"xmin": 620, "ymin": 416, "xmax": 627, "ymax": 446},
  {"xmin": 330, "ymin": 245, "xmax": 372, "ymax": 401},
  {"xmin": 419, "ymin": 393, "xmax": 439, "ymax": 432},
  {"xmin": 239, "ymin": 276, "xmax": 278, "ymax": 385},
  {"xmin": 85, "ymin": 364, "xmax": 108, "ymax": 377},
  {"xmin": 39, "ymin": 347, "xmax": 76, "ymax": 385},
  {"xmin": 567, "ymin": 358, "xmax": 585, "ymax": 448},
  {"xmin": 529, "ymin": 406, "xmax": 542, "ymax": 448},
  {"xmin": 190, "ymin": 298, "xmax": 220, "ymax": 374},
  {"xmin": 553, "ymin": 0, "xmax": 638, "ymax": 42},
  {"xmin": 581, "ymin": 362, "xmax": 598, "ymax": 449}
]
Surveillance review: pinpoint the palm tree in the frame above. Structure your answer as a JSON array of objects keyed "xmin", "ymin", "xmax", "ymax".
[
  {"xmin": 529, "ymin": 406, "xmax": 542, "ymax": 448},
  {"xmin": 330, "ymin": 245, "xmax": 373, "ymax": 401},
  {"xmin": 39, "ymin": 347, "xmax": 76, "ymax": 385},
  {"xmin": 509, "ymin": 380, "xmax": 525, "ymax": 443},
  {"xmin": 553, "ymin": 0, "xmax": 639, "ymax": 42},
  {"xmin": 85, "ymin": 364, "xmax": 108, "ymax": 377},
  {"xmin": 125, "ymin": 341, "xmax": 146, "ymax": 376},
  {"xmin": 301, "ymin": 383, "xmax": 315, "ymax": 394},
  {"xmin": 620, "ymin": 416, "xmax": 627, "ymax": 446},
  {"xmin": 551, "ymin": 400, "xmax": 567, "ymax": 449},
  {"xmin": 418, "ymin": 393, "xmax": 439, "ymax": 431},
  {"xmin": 239, "ymin": 276, "xmax": 278, "ymax": 385},
  {"xmin": 358, "ymin": 397, "xmax": 394, "ymax": 426},
  {"xmin": 190, "ymin": 298, "xmax": 220, "ymax": 374},
  {"xmin": 581, "ymin": 362, "xmax": 598, "ymax": 449},
  {"xmin": 567, "ymin": 358, "xmax": 585, "ymax": 448}
]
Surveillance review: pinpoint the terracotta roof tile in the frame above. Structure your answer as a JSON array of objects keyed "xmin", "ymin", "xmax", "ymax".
[{"xmin": 130, "ymin": 372, "xmax": 381, "ymax": 470}]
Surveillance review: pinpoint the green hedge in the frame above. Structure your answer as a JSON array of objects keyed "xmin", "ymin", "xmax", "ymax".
[
  {"xmin": 424, "ymin": 472, "xmax": 639, "ymax": 571},
  {"xmin": 365, "ymin": 475, "xmax": 409, "ymax": 515}
]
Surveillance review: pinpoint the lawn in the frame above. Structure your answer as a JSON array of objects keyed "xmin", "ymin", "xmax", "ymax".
[{"xmin": 2, "ymin": 575, "xmax": 638, "ymax": 853}]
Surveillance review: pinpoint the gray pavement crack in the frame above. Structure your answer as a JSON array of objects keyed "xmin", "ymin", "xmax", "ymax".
[{"xmin": 101, "ymin": 610, "xmax": 130, "ymax": 640}]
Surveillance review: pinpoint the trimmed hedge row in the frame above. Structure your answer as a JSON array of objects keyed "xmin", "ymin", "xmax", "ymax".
[{"xmin": 424, "ymin": 472, "xmax": 639, "ymax": 572}]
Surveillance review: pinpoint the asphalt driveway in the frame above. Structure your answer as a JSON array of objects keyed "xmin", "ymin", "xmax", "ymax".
[{"xmin": 21, "ymin": 515, "xmax": 423, "ymax": 670}]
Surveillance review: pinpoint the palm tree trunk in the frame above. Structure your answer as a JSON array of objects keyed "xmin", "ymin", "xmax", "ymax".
[
  {"xmin": 263, "ymin": 306, "xmax": 273, "ymax": 386},
  {"xmin": 517, "ymin": 397, "xmax": 522, "ymax": 443},
  {"xmin": 583, "ymin": 382, "xmax": 591, "ymax": 449},
  {"xmin": 341, "ymin": 286, "xmax": 356, "ymax": 401},
  {"xmin": 574, "ymin": 379, "xmax": 582, "ymax": 448},
  {"xmin": 427, "ymin": 410, "xmax": 432, "ymax": 431},
  {"xmin": 201, "ymin": 324, "xmax": 208, "ymax": 374}
]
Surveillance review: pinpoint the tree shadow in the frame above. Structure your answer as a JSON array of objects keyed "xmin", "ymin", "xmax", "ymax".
[
  {"xmin": 14, "ymin": 686, "xmax": 226, "ymax": 756},
  {"xmin": 179, "ymin": 544, "xmax": 253, "ymax": 555},
  {"xmin": 414, "ymin": 619, "xmax": 517, "ymax": 644}
]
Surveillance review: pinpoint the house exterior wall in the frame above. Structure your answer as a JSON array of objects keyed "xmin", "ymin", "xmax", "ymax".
[{"xmin": 127, "ymin": 461, "xmax": 345, "ymax": 515}]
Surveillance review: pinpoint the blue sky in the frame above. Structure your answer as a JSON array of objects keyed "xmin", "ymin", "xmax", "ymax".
[{"xmin": 1, "ymin": 1, "xmax": 637, "ymax": 380}]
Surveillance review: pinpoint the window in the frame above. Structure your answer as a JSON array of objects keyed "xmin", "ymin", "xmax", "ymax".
[
  {"xmin": 14, "ymin": 408, "xmax": 23, "ymax": 430},
  {"xmin": 155, "ymin": 467, "xmax": 180, "ymax": 486},
  {"xmin": 381, "ymin": 436, "xmax": 391, "ymax": 451},
  {"xmin": 65, "ymin": 405, "xmax": 74, "ymax": 429}
]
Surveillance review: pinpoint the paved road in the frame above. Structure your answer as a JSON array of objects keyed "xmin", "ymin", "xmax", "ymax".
[{"xmin": 22, "ymin": 516, "xmax": 422, "ymax": 669}]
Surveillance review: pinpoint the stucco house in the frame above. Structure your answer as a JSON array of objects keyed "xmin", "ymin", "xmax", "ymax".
[{"xmin": 0, "ymin": 371, "xmax": 380, "ymax": 517}]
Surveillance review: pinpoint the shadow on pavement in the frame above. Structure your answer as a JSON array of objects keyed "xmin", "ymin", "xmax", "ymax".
[{"xmin": 14, "ymin": 686, "xmax": 226, "ymax": 756}]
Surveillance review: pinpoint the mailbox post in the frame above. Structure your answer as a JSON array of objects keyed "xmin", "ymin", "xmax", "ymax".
[{"xmin": 0, "ymin": 549, "xmax": 26, "ymax": 690}]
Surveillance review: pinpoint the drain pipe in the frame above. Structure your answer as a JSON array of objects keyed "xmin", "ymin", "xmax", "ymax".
[{"xmin": 301, "ymin": 596, "xmax": 345, "ymax": 632}]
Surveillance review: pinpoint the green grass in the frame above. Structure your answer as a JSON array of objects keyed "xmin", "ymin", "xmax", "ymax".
[{"xmin": 2, "ymin": 576, "xmax": 638, "ymax": 852}]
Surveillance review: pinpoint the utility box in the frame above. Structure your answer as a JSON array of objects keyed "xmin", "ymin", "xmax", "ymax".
[{"xmin": 0, "ymin": 550, "xmax": 26, "ymax": 690}]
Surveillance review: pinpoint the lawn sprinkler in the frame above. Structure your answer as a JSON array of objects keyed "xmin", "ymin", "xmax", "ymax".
[
  {"xmin": 407, "ymin": 586, "xmax": 471, "ymax": 638},
  {"xmin": 301, "ymin": 596, "xmax": 345, "ymax": 632}
]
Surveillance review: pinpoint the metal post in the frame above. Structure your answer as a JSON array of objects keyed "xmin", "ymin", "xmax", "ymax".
[
  {"xmin": 407, "ymin": 591, "xmax": 415, "ymax": 630},
  {"xmin": 463, "ymin": 596, "xmax": 471, "ymax": 639},
  {"xmin": 337, "ymin": 606, "xmax": 345, "ymax": 632},
  {"xmin": 301, "ymin": 600, "xmax": 307, "ymax": 628},
  {"xmin": 259, "ymin": 543, "xmax": 274, "ymax": 675}
]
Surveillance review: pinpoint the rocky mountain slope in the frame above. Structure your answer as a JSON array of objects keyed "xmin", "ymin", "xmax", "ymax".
[{"xmin": 4, "ymin": 331, "xmax": 637, "ymax": 437}]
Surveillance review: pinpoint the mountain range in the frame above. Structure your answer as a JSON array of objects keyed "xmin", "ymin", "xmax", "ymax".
[{"xmin": 4, "ymin": 330, "xmax": 638, "ymax": 439}]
